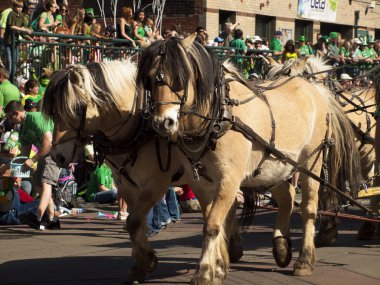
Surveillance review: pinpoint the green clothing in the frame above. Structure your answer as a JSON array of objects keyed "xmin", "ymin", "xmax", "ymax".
[
  {"xmin": 299, "ymin": 45, "xmax": 312, "ymax": 57},
  {"xmin": 230, "ymin": 38, "xmax": 247, "ymax": 52},
  {"xmin": 4, "ymin": 10, "xmax": 27, "ymax": 46},
  {"xmin": 0, "ymin": 8, "xmax": 12, "ymax": 29},
  {"xmin": 368, "ymin": 47, "xmax": 377, "ymax": 59},
  {"xmin": 38, "ymin": 83, "xmax": 47, "ymax": 96},
  {"xmin": 134, "ymin": 23, "xmax": 145, "ymax": 40},
  {"xmin": 56, "ymin": 14, "xmax": 63, "ymax": 27},
  {"xmin": 19, "ymin": 112, "xmax": 54, "ymax": 148},
  {"xmin": 270, "ymin": 38, "xmax": 283, "ymax": 52},
  {"xmin": 39, "ymin": 12, "xmax": 52, "ymax": 32},
  {"xmin": 86, "ymin": 164, "xmax": 114, "ymax": 200},
  {"xmin": 230, "ymin": 38, "xmax": 247, "ymax": 64},
  {"xmin": 339, "ymin": 46, "xmax": 350, "ymax": 57},
  {"xmin": 0, "ymin": 80, "xmax": 21, "ymax": 116}
]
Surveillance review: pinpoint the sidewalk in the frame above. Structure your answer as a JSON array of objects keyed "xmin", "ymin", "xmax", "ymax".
[{"xmin": 0, "ymin": 206, "xmax": 379, "ymax": 285}]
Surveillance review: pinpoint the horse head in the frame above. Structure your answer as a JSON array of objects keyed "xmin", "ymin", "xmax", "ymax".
[
  {"xmin": 42, "ymin": 61, "xmax": 137, "ymax": 167},
  {"xmin": 137, "ymin": 34, "xmax": 220, "ymax": 138}
]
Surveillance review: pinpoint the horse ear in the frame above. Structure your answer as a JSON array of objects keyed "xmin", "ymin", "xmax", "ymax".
[{"xmin": 182, "ymin": 32, "xmax": 197, "ymax": 50}]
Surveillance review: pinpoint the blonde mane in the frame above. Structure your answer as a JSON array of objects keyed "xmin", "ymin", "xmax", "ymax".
[{"xmin": 43, "ymin": 59, "xmax": 137, "ymax": 125}]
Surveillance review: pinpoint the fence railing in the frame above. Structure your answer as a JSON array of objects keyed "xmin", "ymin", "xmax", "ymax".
[
  {"xmin": 9, "ymin": 31, "xmax": 377, "ymax": 84},
  {"xmin": 10, "ymin": 31, "xmax": 277, "ymax": 82}
]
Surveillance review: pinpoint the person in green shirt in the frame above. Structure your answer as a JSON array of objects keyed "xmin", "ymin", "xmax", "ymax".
[
  {"xmin": 5, "ymin": 100, "xmax": 61, "ymax": 230},
  {"xmin": 298, "ymin": 35, "xmax": 313, "ymax": 58},
  {"xmin": 86, "ymin": 162, "xmax": 128, "ymax": 219},
  {"xmin": 0, "ymin": 67, "xmax": 20, "ymax": 117},
  {"xmin": 327, "ymin": 32, "xmax": 341, "ymax": 64},
  {"xmin": 230, "ymin": 29, "xmax": 247, "ymax": 70},
  {"xmin": 270, "ymin": 31, "xmax": 283, "ymax": 58}
]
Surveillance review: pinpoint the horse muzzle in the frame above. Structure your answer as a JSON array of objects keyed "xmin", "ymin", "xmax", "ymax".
[{"xmin": 153, "ymin": 116, "xmax": 178, "ymax": 137}]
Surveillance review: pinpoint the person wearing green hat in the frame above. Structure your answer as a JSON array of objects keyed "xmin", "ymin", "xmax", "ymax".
[
  {"xmin": 327, "ymin": 31, "xmax": 341, "ymax": 64},
  {"xmin": 359, "ymin": 40, "xmax": 373, "ymax": 69},
  {"xmin": 298, "ymin": 35, "xmax": 313, "ymax": 57}
]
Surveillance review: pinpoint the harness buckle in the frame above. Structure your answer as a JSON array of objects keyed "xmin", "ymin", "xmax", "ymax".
[{"xmin": 192, "ymin": 161, "xmax": 203, "ymax": 181}]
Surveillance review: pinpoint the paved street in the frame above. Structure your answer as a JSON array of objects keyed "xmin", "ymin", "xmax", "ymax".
[{"xmin": 0, "ymin": 204, "xmax": 379, "ymax": 285}]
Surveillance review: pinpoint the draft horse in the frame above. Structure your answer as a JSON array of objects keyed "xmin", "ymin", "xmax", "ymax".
[
  {"xmin": 267, "ymin": 57, "xmax": 378, "ymax": 243},
  {"xmin": 41, "ymin": 60, "xmax": 243, "ymax": 283},
  {"xmin": 137, "ymin": 36, "xmax": 362, "ymax": 283}
]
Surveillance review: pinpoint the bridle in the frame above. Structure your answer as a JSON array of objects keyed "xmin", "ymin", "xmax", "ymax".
[{"xmin": 150, "ymin": 43, "xmax": 189, "ymax": 110}]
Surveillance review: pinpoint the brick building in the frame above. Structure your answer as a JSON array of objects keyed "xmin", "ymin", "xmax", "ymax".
[{"xmin": 1, "ymin": 0, "xmax": 379, "ymax": 43}]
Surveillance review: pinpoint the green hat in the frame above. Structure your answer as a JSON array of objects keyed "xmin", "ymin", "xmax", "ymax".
[
  {"xmin": 329, "ymin": 32, "xmax": 338, "ymax": 39},
  {"xmin": 85, "ymin": 8, "xmax": 95, "ymax": 17},
  {"xmin": 299, "ymin": 35, "xmax": 306, "ymax": 42},
  {"xmin": 320, "ymin": 35, "xmax": 329, "ymax": 43}
]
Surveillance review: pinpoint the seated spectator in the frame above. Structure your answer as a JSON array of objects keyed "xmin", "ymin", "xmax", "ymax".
[
  {"xmin": 0, "ymin": 67, "xmax": 21, "ymax": 117},
  {"xmin": 54, "ymin": 2, "xmax": 69, "ymax": 32},
  {"xmin": 144, "ymin": 16, "xmax": 155, "ymax": 43},
  {"xmin": 0, "ymin": 178, "xmax": 39, "ymax": 225},
  {"xmin": 179, "ymin": 184, "xmax": 201, "ymax": 213},
  {"xmin": 22, "ymin": 78, "xmax": 41, "ymax": 107},
  {"xmin": 34, "ymin": 0, "xmax": 59, "ymax": 32},
  {"xmin": 326, "ymin": 32, "xmax": 341, "ymax": 65},
  {"xmin": 340, "ymin": 73, "xmax": 353, "ymax": 91},
  {"xmin": 117, "ymin": 6, "xmax": 136, "ymax": 47},
  {"xmin": 282, "ymin": 39, "xmax": 300, "ymax": 62},
  {"xmin": 86, "ymin": 162, "xmax": 128, "ymax": 220}
]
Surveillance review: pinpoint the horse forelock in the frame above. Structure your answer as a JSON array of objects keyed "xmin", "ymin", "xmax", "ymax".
[
  {"xmin": 137, "ymin": 39, "xmax": 219, "ymax": 111},
  {"xmin": 42, "ymin": 65, "xmax": 89, "ymax": 125}
]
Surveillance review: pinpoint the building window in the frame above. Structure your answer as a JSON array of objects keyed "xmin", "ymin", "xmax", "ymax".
[
  {"xmin": 255, "ymin": 15, "xmax": 275, "ymax": 42},
  {"xmin": 219, "ymin": 10, "xmax": 236, "ymax": 35},
  {"xmin": 295, "ymin": 19, "xmax": 313, "ymax": 43}
]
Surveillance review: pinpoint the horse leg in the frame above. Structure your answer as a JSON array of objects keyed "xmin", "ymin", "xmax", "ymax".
[
  {"xmin": 191, "ymin": 178, "xmax": 239, "ymax": 285},
  {"xmin": 125, "ymin": 183, "xmax": 167, "ymax": 284},
  {"xmin": 315, "ymin": 187, "xmax": 338, "ymax": 247},
  {"xmin": 293, "ymin": 175, "xmax": 319, "ymax": 276},
  {"xmin": 270, "ymin": 182, "xmax": 295, "ymax": 268},
  {"xmin": 225, "ymin": 202, "xmax": 243, "ymax": 263}
]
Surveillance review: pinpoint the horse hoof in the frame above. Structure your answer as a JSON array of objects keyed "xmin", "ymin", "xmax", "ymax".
[
  {"xmin": 126, "ymin": 266, "xmax": 148, "ymax": 284},
  {"xmin": 190, "ymin": 274, "xmax": 211, "ymax": 285},
  {"xmin": 315, "ymin": 226, "xmax": 338, "ymax": 247},
  {"xmin": 293, "ymin": 257, "xmax": 313, "ymax": 276},
  {"xmin": 272, "ymin": 236, "xmax": 292, "ymax": 268},
  {"xmin": 357, "ymin": 222, "xmax": 375, "ymax": 240},
  {"xmin": 228, "ymin": 244, "xmax": 243, "ymax": 263}
]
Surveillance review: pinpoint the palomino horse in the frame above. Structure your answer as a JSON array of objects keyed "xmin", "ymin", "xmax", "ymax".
[
  {"xmin": 267, "ymin": 56, "xmax": 378, "ymax": 243},
  {"xmin": 137, "ymin": 36, "xmax": 361, "ymax": 283},
  {"xmin": 41, "ymin": 60, "xmax": 243, "ymax": 283}
]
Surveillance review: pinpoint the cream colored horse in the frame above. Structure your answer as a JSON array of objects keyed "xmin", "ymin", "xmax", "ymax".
[
  {"xmin": 267, "ymin": 56, "xmax": 377, "ymax": 243},
  {"xmin": 41, "ymin": 60, "xmax": 243, "ymax": 283},
  {"xmin": 137, "ymin": 36, "xmax": 361, "ymax": 283}
]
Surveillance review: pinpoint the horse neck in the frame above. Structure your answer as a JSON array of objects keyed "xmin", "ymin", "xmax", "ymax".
[{"xmin": 96, "ymin": 103, "xmax": 140, "ymax": 142}]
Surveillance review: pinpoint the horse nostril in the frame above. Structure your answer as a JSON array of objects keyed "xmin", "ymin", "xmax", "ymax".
[{"xmin": 164, "ymin": 118, "xmax": 175, "ymax": 130}]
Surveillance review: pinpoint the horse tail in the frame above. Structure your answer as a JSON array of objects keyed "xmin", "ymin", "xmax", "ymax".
[{"xmin": 327, "ymin": 96, "xmax": 363, "ymax": 192}]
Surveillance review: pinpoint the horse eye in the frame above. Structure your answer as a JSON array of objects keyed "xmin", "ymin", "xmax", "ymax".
[{"xmin": 143, "ymin": 78, "xmax": 152, "ymax": 92}]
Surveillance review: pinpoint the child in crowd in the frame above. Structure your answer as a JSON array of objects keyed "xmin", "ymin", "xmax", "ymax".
[
  {"xmin": 22, "ymin": 79, "xmax": 41, "ymax": 107},
  {"xmin": 179, "ymin": 184, "xmax": 201, "ymax": 213}
]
